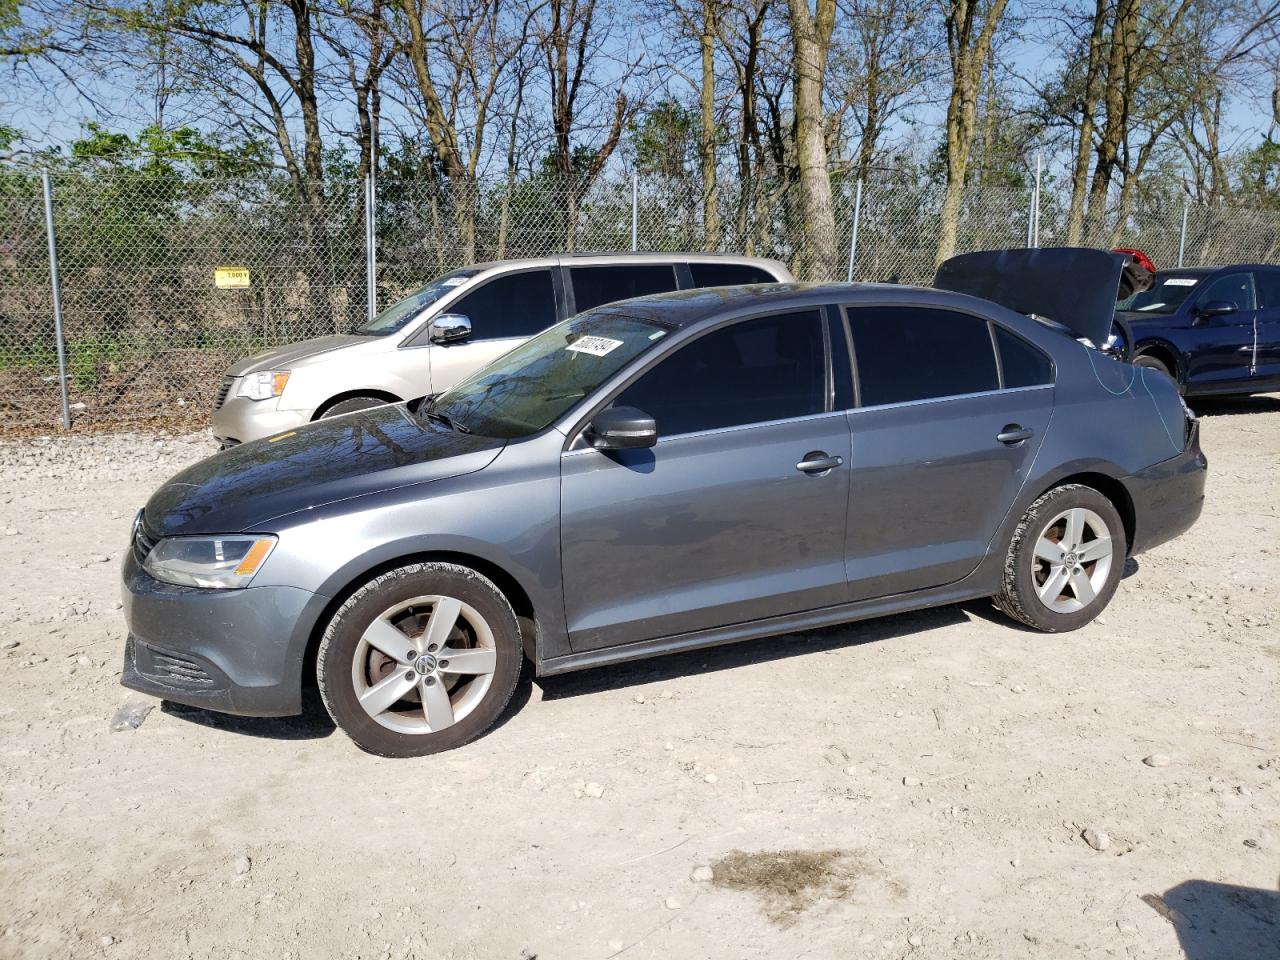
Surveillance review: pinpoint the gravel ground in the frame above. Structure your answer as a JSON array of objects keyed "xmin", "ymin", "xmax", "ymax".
[{"xmin": 0, "ymin": 398, "xmax": 1277, "ymax": 960}]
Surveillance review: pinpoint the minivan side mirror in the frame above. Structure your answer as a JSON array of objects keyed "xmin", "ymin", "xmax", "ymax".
[
  {"xmin": 586, "ymin": 406, "xmax": 657, "ymax": 450},
  {"xmin": 1195, "ymin": 300, "xmax": 1237, "ymax": 321},
  {"xmin": 429, "ymin": 313, "xmax": 472, "ymax": 344}
]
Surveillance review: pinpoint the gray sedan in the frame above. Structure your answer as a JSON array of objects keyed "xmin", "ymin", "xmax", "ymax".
[{"xmin": 121, "ymin": 263, "xmax": 1206, "ymax": 756}]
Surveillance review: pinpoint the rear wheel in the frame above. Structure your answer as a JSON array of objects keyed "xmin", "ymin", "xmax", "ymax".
[
  {"xmin": 319, "ymin": 395, "xmax": 389, "ymax": 419},
  {"xmin": 994, "ymin": 484, "xmax": 1125, "ymax": 632},
  {"xmin": 317, "ymin": 563, "xmax": 523, "ymax": 757}
]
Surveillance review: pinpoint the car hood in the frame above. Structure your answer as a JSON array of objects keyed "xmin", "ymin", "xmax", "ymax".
[
  {"xmin": 143, "ymin": 404, "xmax": 504, "ymax": 536},
  {"xmin": 227, "ymin": 334, "xmax": 374, "ymax": 376}
]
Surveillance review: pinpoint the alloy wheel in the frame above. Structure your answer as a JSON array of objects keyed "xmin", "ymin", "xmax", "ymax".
[
  {"xmin": 1030, "ymin": 507, "xmax": 1114, "ymax": 614},
  {"xmin": 350, "ymin": 595, "xmax": 497, "ymax": 735}
]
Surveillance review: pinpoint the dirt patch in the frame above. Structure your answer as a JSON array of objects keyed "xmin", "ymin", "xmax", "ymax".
[{"xmin": 711, "ymin": 849, "xmax": 864, "ymax": 924}]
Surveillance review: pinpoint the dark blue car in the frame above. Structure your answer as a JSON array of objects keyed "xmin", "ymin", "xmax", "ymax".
[{"xmin": 1111, "ymin": 265, "xmax": 1280, "ymax": 397}]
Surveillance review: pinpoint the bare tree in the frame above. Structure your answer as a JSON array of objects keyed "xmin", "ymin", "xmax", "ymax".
[
  {"xmin": 787, "ymin": 0, "xmax": 837, "ymax": 278},
  {"xmin": 934, "ymin": 0, "xmax": 1010, "ymax": 266}
]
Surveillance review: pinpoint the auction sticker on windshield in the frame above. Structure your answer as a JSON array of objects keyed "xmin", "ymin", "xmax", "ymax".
[
  {"xmin": 567, "ymin": 336, "xmax": 624, "ymax": 357},
  {"xmin": 1164, "ymin": 278, "xmax": 1198, "ymax": 286}
]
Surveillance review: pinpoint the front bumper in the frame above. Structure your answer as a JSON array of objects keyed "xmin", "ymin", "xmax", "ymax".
[
  {"xmin": 1126, "ymin": 420, "xmax": 1208, "ymax": 555},
  {"xmin": 120, "ymin": 550, "xmax": 325, "ymax": 717},
  {"xmin": 211, "ymin": 390, "xmax": 310, "ymax": 446}
]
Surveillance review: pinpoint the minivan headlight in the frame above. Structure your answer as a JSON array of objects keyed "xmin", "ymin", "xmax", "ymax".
[
  {"xmin": 143, "ymin": 535, "xmax": 277, "ymax": 589},
  {"xmin": 238, "ymin": 370, "xmax": 290, "ymax": 401}
]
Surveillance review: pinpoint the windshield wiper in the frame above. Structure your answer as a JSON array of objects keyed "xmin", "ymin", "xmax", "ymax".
[{"xmin": 424, "ymin": 404, "xmax": 470, "ymax": 434}]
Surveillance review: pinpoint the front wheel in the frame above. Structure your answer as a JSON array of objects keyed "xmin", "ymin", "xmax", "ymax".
[
  {"xmin": 1133, "ymin": 354, "xmax": 1178, "ymax": 389},
  {"xmin": 317, "ymin": 563, "xmax": 523, "ymax": 757},
  {"xmin": 319, "ymin": 395, "xmax": 389, "ymax": 419},
  {"xmin": 994, "ymin": 484, "xmax": 1125, "ymax": 632}
]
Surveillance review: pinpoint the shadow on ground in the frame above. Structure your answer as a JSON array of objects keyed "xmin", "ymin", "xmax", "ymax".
[
  {"xmin": 1191, "ymin": 394, "xmax": 1280, "ymax": 418},
  {"xmin": 160, "ymin": 686, "xmax": 336, "ymax": 741},
  {"xmin": 537, "ymin": 602, "xmax": 972, "ymax": 701},
  {"xmin": 1143, "ymin": 878, "xmax": 1280, "ymax": 960}
]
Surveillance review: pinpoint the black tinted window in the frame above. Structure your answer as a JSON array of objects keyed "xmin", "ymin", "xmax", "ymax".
[
  {"xmin": 615, "ymin": 311, "xmax": 826, "ymax": 436},
  {"xmin": 1254, "ymin": 270, "xmax": 1280, "ymax": 308},
  {"xmin": 994, "ymin": 326, "xmax": 1053, "ymax": 387},
  {"xmin": 849, "ymin": 306, "xmax": 998, "ymax": 406},
  {"xmin": 451, "ymin": 269, "xmax": 557, "ymax": 340},
  {"xmin": 688, "ymin": 262, "xmax": 776, "ymax": 287},
  {"xmin": 571, "ymin": 265, "xmax": 678, "ymax": 312},
  {"xmin": 1196, "ymin": 272, "xmax": 1255, "ymax": 311}
]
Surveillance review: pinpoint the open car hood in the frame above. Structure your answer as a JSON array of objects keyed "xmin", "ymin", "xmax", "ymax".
[{"xmin": 933, "ymin": 248, "xmax": 1151, "ymax": 347}]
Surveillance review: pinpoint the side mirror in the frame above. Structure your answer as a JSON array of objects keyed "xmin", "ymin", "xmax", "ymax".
[
  {"xmin": 1195, "ymin": 300, "xmax": 1237, "ymax": 320},
  {"xmin": 429, "ymin": 313, "xmax": 472, "ymax": 344},
  {"xmin": 586, "ymin": 406, "xmax": 657, "ymax": 450}
]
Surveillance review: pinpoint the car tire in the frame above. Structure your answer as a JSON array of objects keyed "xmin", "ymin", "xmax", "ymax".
[
  {"xmin": 319, "ymin": 395, "xmax": 389, "ymax": 418},
  {"xmin": 1133, "ymin": 354, "xmax": 1177, "ymax": 387},
  {"xmin": 317, "ymin": 562, "xmax": 523, "ymax": 757},
  {"xmin": 993, "ymin": 484, "xmax": 1125, "ymax": 632}
]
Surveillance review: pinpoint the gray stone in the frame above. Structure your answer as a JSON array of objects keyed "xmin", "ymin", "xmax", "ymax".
[{"xmin": 1081, "ymin": 828, "xmax": 1110, "ymax": 851}]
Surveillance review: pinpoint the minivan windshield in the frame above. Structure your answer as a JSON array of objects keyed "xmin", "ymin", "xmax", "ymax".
[
  {"xmin": 355, "ymin": 269, "xmax": 479, "ymax": 335},
  {"xmin": 1117, "ymin": 272, "xmax": 1203, "ymax": 315},
  {"xmin": 425, "ymin": 311, "xmax": 672, "ymax": 439}
]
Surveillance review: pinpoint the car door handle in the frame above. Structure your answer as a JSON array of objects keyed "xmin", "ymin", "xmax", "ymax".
[
  {"xmin": 796, "ymin": 452, "xmax": 843, "ymax": 474},
  {"xmin": 997, "ymin": 425, "xmax": 1034, "ymax": 445}
]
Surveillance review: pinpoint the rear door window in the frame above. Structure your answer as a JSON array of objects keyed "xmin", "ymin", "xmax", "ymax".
[
  {"xmin": 847, "ymin": 306, "xmax": 999, "ymax": 406},
  {"xmin": 688, "ymin": 262, "xmax": 777, "ymax": 287},
  {"xmin": 1253, "ymin": 269, "xmax": 1280, "ymax": 309},
  {"xmin": 994, "ymin": 326, "xmax": 1053, "ymax": 388},
  {"xmin": 614, "ymin": 311, "xmax": 827, "ymax": 436},
  {"xmin": 449, "ymin": 269, "xmax": 558, "ymax": 340},
  {"xmin": 570, "ymin": 264, "xmax": 679, "ymax": 312}
]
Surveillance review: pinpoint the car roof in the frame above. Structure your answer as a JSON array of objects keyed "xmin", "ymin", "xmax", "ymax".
[
  {"xmin": 588, "ymin": 281, "xmax": 1001, "ymax": 329},
  {"xmin": 1160, "ymin": 265, "xmax": 1280, "ymax": 275},
  {"xmin": 464, "ymin": 251, "xmax": 790, "ymax": 274}
]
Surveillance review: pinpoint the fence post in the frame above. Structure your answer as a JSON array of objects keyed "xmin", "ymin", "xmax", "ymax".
[
  {"xmin": 365, "ymin": 174, "xmax": 377, "ymax": 322},
  {"xmin": 631, "ymin": 175, "xmax": 638, "ymax": 252},
  {"xmin": 1027, "ymin": 154, "xmax": 1042, "ymax": 248},
  {"xmin": 1177, "ymin": 200, "xmax": 1189, "ymax": 267},
  {"xmin": 845, "ymin": 179, "xmax": 863, "ymax": 283},
  {"xmin": 1033, "ymin": 153, "xmax": 1042, "ymax": 247},
  {"xmin": 41, "ymin": 169, "xmax": 71, "ymax": 431}
]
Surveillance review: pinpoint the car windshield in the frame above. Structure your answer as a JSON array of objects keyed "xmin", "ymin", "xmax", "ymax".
[
  {"xmin": 355, "ymin": 269, "xmax": 480, "ymax": 335},
  {"xmin": 1117, "ymin": 272, "xmax": 1203, "ymax": 315},
  {"xmin": 425, "ymin": 311, "xmax": 672, "ymax": 439}
]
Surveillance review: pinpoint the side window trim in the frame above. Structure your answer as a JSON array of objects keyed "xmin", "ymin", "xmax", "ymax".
[{"xmin": 988, "ymin": 320, "xmax": 1005, "ymax": 390}]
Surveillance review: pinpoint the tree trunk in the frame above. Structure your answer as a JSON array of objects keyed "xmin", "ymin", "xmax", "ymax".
[
  {"xmin": 400, "ymin": 0, "xmax": 476, "ymax": 262},
  {"xmin": 700, "ymin": 0, "xmax": 720, "ymax": 249},
  {"xmin": 787, "ymin": 0, "xmax": 837, "ymax": 280},
  {"xmin": 934, "ymin": 0, "xmax": 1010, "ymax": 266},
  {"xmin": 1066, "ymin": 0, "xmax": 1107, "ymax": 244}
]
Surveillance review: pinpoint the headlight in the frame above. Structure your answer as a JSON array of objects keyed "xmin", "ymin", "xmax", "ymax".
[
  {"xmin": 237, "ymin": 370, "xmax": 290, "ymax": 401},
  {"xmin": 143, "ymin": 535, "xmax": 277, "ymax": 589}
]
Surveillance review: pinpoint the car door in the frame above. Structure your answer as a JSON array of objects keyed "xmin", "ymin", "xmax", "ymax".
[
  {"xmin": 1182, "ymin": 271, "xmax": 1258, "ymax": 390},
  {"xmin": 559, "ymin": 309, "xmax": 852, "ymax": 651},
  {"xmin": 1251, "ymin": 268, "xmax": 1280, "ymax": 386},
  {"xmin": 842, "ymin": 305, "xmax": 1054, "ymax": 602},
  {"xmin": 567, "ymin": 263, "xmax": 680, "ymax": 313},
  {"xmin": 419, "ymin": 267, "xmax": 561, "ymax": 394}
]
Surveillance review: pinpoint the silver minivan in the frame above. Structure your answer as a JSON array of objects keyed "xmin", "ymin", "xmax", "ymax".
[{"xmin": 211, "ymin": 252, "xmax": 792, "ymax": 445}]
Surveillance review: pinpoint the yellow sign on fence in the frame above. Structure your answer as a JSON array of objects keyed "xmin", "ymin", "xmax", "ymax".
[{"xmin": 214, "ymin": 266, "xmax": 251, "ymax": 289}]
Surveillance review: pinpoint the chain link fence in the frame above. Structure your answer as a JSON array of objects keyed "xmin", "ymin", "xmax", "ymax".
[{"xmin": 3, "ymin": 163, "xmax": 1279, "ymax": 434}]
